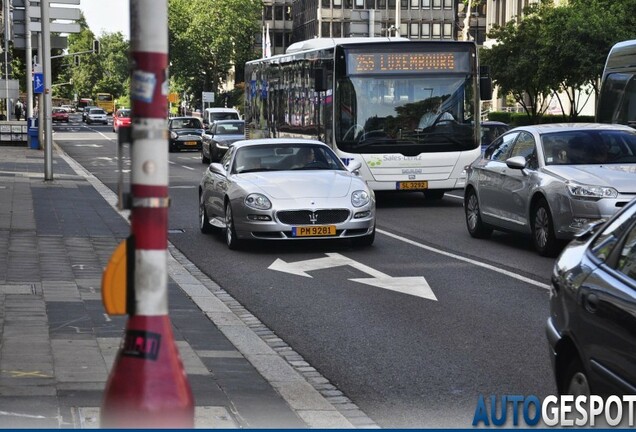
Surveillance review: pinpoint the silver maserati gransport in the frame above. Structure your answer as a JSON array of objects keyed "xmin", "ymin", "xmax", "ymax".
[{"xmin": 198, "ymin": 138, "xmax": 376, "ymax": 249}]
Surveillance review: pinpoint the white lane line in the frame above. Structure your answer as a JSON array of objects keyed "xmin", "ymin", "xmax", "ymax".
[
  {"xmin": 181, "ymin": 165, "xmax": 195, "ymax": 171},
  {"xmin": 377, "ymin": 228, "xmax": 551, "ymax": 290}
]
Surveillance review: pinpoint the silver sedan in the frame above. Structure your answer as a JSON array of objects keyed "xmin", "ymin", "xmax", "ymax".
[
  {"xmin": 464, "ymin": 123, "xmax": 636, "ymax": 256},
  {"xmin": 198, "ymin": 138, "xmax": 376, "ymax": 249}
]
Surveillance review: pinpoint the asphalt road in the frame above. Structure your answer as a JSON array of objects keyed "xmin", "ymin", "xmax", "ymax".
[{"xmin": 53, "ymin": 118, "xmax": 558, "ymax": 428}]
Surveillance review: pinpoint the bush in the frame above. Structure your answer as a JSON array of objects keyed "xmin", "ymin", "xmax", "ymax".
[{"xmin": 487, "ymin": 111, "xmax": 596, "ymax": 126}]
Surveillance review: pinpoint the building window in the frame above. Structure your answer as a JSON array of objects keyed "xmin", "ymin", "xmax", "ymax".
[
  {"xmin": 432, "ymin": 22, "xmax": 441, "ymax": 38},
  {"xmin": 334, "ymin": 0, "xmax": 342, "ymax": 6},
  {"xmin": 274, "ymin": 31, "xmax": 283, "ymax": 48},
  {"xmin": 333, "ymin": 22, "xmax": 342, "ymax": 37},
  {"xmin": 411, "ymin": 0, "xmax": 419, "ymax": 8},
  {"xmin": 443, "ymin": 0, "xmax": 452, "ymax": 9},
  {"xmin": 322, "ymin": 22, "xmax": 331, "ymax": 36},
  {"xmin": 443, "ymin": 23, "xmax": 452, "ymax": 39},
  {"xmin": 388, "ymin": 0, "xmax": 395, "ymax": 9},
  {"xmin": 400, "ymin": 23, "xmax": 407, "ymax": 36},
  {"xmin": 379, "ymin": 0, "xmax": 387, "ymax": 9},
  {"xmin": 274, "ymin": 5, "xmax": 283, "ymax": 20},
  {"xmin": 402, "ymin": 0, "xmax": 408, "ymax": 8},
  {"xmin": 264, "ymin": 6, "xmax": 272, "ymax": 20},
  {"xmin": 421, "ymin": 0, "xmax": 430, "ymax": 8},
  {"xmin": 410, "ymin": 22, "xmax": 419, "ymax": 38},
  {"xmin": 285, "ymin": 6, "xmax": 292, "ymax": 20},
  {"xmin": 366, "ymin": 0, "xmax": 375, "ymax": 8},
  {"xmin": 421, "ymin": 23, "xmax": 430, "ymax": 38},
  {"xmin": 322, "ymin": 0, "xmax": 331, "ymax": 7},
  {"xmin": 432, "ymin": 0, "xmax": 441, "ymax": 9},
  {"xmin": 355, "ymin": 0, "xmax": 364, "ymax": 8}
]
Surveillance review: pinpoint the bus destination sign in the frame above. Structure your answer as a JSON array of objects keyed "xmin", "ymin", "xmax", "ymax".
[{"xmin": 348, "ymin": 52, "xmax": 468, "ymax": 74}]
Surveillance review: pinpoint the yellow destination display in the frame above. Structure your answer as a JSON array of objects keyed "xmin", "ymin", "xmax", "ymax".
[
  {"xmin": 397, "ymin": 181, "xmax": 429, "ymax": 190},
  {"xmin": 292, "ymin": 225, "xmax": 337, "ymax": 237},
  {"xmin": 348, "ymin": 52, "xmax": 465, "ymax": 74}
]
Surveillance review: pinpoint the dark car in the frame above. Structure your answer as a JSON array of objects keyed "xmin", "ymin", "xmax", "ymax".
[
  {"xmin": 547, "ymin": 197, "xmax": 636, "ymax": 396},
  {"xmin": 168, "ymin": 116, "xmax": 205, "ymax": 152},
  {"xmin": 201, "ymin": 120, "xmax": 245, "ymax": 163},
  {"xmin": 481, "ymin": 121, "xmax": 510, "ymax": 153}
]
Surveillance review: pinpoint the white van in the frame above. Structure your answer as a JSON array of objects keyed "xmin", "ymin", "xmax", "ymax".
[{"xmin": 203, "ymin": 107, "xmax": 240, "ymax": 127}]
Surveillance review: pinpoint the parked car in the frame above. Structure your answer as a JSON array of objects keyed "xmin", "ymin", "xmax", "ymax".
[
  {"xmin": 481, "ymin": 121, "xmax": 510, "ymax": 153},
  {"xmin": 86, "ymin": 108, "xmax": 108, "ymax": 125},
  {"xmin": 464, "ymin": 123, "xmax": 636, "ymax": 256},
  {"xmin": 198, "ymin": 138, "xmax": 376, "ymax": 249},
  {"xmin": 52, "ymin": 107, "xmax": 69, "ymax": 123},
  {"xmin": 112, "ymin": 108, "xmax": 131, "ymax": 133},
  {"xmin": 60, "ymin": 104, "xmax": 75, "ymax": 113},
  {"xmin": 547, "ymin": 197, "xmax": 636, "ymax": 396},
  {"xmin": 201, "ymin": 119, "xmax": 245, "ymax": 163},
  {"xmin": 82, "ymin": 105, "xmax": 98, "ymax": 122},
  {"xmin": 168, "ymin": 116, "xmax": 205, "ymax": 152}
]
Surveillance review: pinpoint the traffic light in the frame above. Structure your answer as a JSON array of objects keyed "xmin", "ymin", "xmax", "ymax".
[
  {"xmin": 93, "ymin": 39, "xmax": 100, "ymax": 54},
  {"xmin": 74, "ymin": 55, "xmax": 80, "ymax": 66}
]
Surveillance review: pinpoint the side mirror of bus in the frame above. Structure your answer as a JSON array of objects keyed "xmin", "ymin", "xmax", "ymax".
[
  {"xmin": 314, "ymin": 67, "xmax": 328, "ymax": 92},
  {"xmin": 479, "ymin": 66, "xmax": 493, "ymax": 100}
]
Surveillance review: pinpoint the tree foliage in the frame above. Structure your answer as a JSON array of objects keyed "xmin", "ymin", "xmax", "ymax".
[
  {"xmin": 168, "ymin": 0, "xmax": 261, "ymax": 110},
  {"xmin": 481, "ymin": 0, "xmax": 636, "ymax": 120}
]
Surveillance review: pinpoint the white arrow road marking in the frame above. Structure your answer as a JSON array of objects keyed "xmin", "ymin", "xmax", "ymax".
[{"xmin": 268, "ymin": 253, "xmax": 436, "ymax": 301}]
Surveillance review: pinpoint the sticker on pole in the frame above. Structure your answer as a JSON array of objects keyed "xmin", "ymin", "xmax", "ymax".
[
  {"xmin": 131, "ymin": 70, "xmax": 156, "ymax": 103},
  {"xmin": 122, "ymin": 330, "xmax": 161, "ymax": 361}
]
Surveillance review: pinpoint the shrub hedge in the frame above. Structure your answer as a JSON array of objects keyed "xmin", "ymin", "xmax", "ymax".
[{"xmin": 487, "ymin": 112, "xmax": 595, "ymax": 126}]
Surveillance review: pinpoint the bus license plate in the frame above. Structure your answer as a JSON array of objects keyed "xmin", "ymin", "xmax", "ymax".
[
  {"xmin": 292, "ymin": 225, "xmax": 337, "ymax": 237},
  {"xmin": 396, "ymin": 181, "xmax": 428, "ymax": 190}
]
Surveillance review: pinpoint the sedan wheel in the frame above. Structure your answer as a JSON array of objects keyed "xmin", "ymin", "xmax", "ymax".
[
  {"xmin": 225, "ymin": 202, "xmax": 242, "ymax": 250},
  {"xmin": 532, "ymin": 198, "xmax": 559, "ymax": 257},
  {"xmin": 465, "ymin": 189, "xmax": 492, "ymax": 239},
  {"xmin": 562, "ymin": 358, "xmax": 591, "ymax": 397},
  {"xmin": 199, "ymin": 196, "xmax": 213, "ymax": 234}
]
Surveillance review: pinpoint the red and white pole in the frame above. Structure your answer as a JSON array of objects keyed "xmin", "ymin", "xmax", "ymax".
[{"xmin": 101, "ymin": 0, "xmax": 194, "ymax": 427}]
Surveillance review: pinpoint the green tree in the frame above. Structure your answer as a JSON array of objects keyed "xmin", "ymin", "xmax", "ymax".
[
  {"xmin": 168, "ymin": 0, "xmax": 261, "ymax": 110},
  {"xmin": 481, "ymin": 9, "xmax": 552, "ymax": 122}
]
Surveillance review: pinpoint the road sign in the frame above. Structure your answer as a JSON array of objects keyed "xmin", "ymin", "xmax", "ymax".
[
  {"xmin": 33, "ymin": 73, "xmax": 44, "ymax": 94},
  {"xmin": 168, "ymin": 93, "xmax": 179, "ymax": 103},
  {"xmin": 13, "ymin": 35, "xmax": 67, "ymax": 50},
  {"xmin": 202, "ymin": 92, "xmax": 214, "ymax": 103},
  {"xmin": 13, "ymin": 0, "xmax": 80, "ymax": 5},
  {"xmin": 16, "ymin": 21, "xmax": 81, "ymax": 33},
  {"xmin": 13, "ymin": 7, "xmax": 81, "ymax": 21},
  {"xmin": 269, "ymin": 253, "xmax": 438, "ymax": 301}
]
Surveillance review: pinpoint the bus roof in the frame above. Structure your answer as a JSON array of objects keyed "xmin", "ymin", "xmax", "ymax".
[
  {"xmin": 604, "ymin": 39, "xmax": 636, "ymax": 72},
  {"xmin": 285, "ymin": 37, "xmax": 410, "ymax": 54}
]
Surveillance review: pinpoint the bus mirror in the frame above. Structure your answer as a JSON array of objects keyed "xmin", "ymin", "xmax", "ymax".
[
  {"xmin": 314, "ymin": 67, "xmax": 328, "ymax": 92},
  {"xmin": 479, "ymin": 66, "xmax": 493, "ymax": 100}
]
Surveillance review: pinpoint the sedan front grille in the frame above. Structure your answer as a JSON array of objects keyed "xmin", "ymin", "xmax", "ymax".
[{"xmin": 276, "ymin": 209, "xmax": 350, "ymax": 225}]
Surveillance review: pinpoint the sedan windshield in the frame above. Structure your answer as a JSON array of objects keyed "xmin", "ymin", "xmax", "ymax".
[
  {"xmin": 233, "ymin": 144, "xmax": 345, "ymax": 174},
  {"xmin": 542, "ymin": 130, "xmax": 636, "ymax": 165}
]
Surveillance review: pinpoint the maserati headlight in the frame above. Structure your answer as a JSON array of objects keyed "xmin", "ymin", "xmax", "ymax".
[
  {"xmin": 566, "ymin": 181, "xmax": 617, "ymax": 200},
  {"xmin": 170, "ymin": 131, "xmax": 178, "ymax": 140},
  {"xmin": 351, "ymin": 190, "xmax": 370, "ymax": 207},
  {"xmin": 245, "ymin": 193, "xmax": 271, "ymax": 210}
]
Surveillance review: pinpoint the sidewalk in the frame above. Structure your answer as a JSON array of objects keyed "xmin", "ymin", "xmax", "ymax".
[{"xmin": 0, "ymin": 144, "xmax": 377, "ymax": 429}]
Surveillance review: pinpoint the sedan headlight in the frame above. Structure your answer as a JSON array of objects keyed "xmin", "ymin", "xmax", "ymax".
[
  {"xmin": 566, "ymin": 181, "xmax": 618, "ymax": 200},
  {"xmin": 245, "ymin": 193, "xmax": 271, "ymax": 210},
  {"xmin": 351, "ymin": 190, "xmax": 370, "ymax": 207},
  {"xmin": 170, "ymin": 131, "xmax": 178, "ymax": 140}
]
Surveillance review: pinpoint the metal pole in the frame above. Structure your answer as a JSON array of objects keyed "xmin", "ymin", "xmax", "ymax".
[
  {"xmin": 38, "ymin": 32, "xmax": 44, "ymax": 148},
  {"xmin": 101, "ymin": 0, "xmax": 193, "ymax": 426},
  {"xmin": 395, "ymin": 0, "xmax": 400, "ymax": 37},
  {"xmin": 41, "ymin": 0, "xmax": 53, "ymax": 179},
  {"xmin": 25, "ymin": 0, "xmax": 34, "ymax": 120},
  {"xmin": 4, "ymin": 0, "xmax": 11, "ymax": 119}
]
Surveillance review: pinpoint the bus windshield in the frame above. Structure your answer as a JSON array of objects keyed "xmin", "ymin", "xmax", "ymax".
[{"xmin": 336, "ymin": 74, "xmax": 475, "ymax": 154}]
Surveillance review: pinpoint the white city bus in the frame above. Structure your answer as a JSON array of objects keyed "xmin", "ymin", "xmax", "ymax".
[
  {"xmin": 597, "ymin": 39, "xmax": 636, "ymax": 128},
  {"xmin": 244, "ymin": 37, "xmax": 492, "ymax": 198}
]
